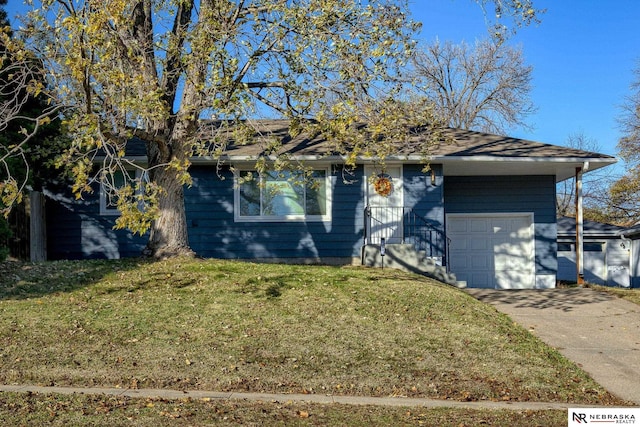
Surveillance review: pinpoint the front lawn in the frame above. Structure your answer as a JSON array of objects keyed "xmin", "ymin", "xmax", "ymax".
[
  {"xmin": 0, "ymin": 259, "xmax": 625, "ymax": 426},
  {"xmin": 0, "ymin": 258, "xmax": 626, "ymax": 408}
]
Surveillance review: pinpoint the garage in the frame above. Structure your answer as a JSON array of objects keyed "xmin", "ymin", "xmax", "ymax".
[
  {"xmin": 557, "ymin": 216, "xmax": 631, "ymax": 288},
  {"xmin": 446, "ymin": 213, "xmax": 535, "ymax": 289}
]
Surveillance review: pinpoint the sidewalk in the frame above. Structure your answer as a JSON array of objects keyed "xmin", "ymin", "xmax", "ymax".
[
  {"xmin": 466, "ymin": 288, "xmax": 640, "ymax": 405},
  {"xmin": 0, "ymin": 384, "xmax": 600, "ymax": 411}
]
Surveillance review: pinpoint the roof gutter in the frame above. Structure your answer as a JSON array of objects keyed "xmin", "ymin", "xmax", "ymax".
[{"xmin": 189, "ymin": 154, "xmax": 616, "ymax": 165}]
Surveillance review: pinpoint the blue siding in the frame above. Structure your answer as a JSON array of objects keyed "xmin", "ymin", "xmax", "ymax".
[
  {"xmin": 185, "ymin": 165, "xmax": 366, "ymax": 259},
  {"xmin": 44, "ymin": 164, "xmax": 448, "ymax": 261},
  {"xmin": 444, "ymin": 175, "xmax": 557, "ymax": 274},
  {"xmin": 46, "ymin": 166, "xmax": 557, "ymax": 273},
  {"xmin": 45, "ymin": 183, "xmax": 147, "ymax": 260},
  {"xmin": 184, "ymin": 164, "xmax": 446, "ymax": 260},
  {"xmin": 402, "ymin": 164, "xmax": 445, "ymax": 258}
]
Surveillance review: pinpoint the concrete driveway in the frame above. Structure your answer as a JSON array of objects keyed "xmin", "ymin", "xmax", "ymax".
[{"xmin": 466, "ymin": 288, "xmax": 640, "ymax": 405}]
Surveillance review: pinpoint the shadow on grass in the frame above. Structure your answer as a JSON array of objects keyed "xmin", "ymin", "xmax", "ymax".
[
  {"xmin": 0, "ymin": 258, "xmax": 151, "ymax": 300},
  {"xmin": 1, "ymin": 257, "xmax": 451, "ymax": 302},
  {"xmin": 235, "ymin": 275, "xmax": 292, "ymax": 299},
  {"xmin": 97, "ymin": 269, "xmax": 197, "ymax": 295}
]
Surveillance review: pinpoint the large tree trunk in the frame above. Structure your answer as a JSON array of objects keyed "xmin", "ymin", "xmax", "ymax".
[
  {"xmin": 144, "ymin": 165, "xmax": 194, "ymax": 258},
  {"xmin": 143, "ymin": 121, "xmax": 194, "ymax": 258}
]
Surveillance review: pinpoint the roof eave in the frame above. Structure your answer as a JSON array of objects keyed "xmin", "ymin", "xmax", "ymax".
[{"xmin": 196, "ymin": 154, "xmax": 616, "ymax": 181}]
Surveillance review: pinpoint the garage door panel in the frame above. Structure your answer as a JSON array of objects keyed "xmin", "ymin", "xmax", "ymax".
[
  {"xmin": 491, "ymin": 218, "xmax": 509, "ymax": 232},
  {"xmin": 448, "ymin": 218, "xmax": 468, "ymax": 233},
  {"xmin": 447, "ymin": 214, "xmax": 534, "ymax": 289},
  {"xmin": 583, "ymin": 251, "xmax": 605, "ymax": 284},
  {"xmin": 449, "ymin": 239, "xmax": 468, "ymax": 251},
  {"xmin": 495, "ymin": 241, "xmax": 530, "ymax": 258},
  {"xmin": 495, "ymin": 253, "xmax": 515, "ymax": 269},
  {"xmin": 470, "ymin": 255, "xmax": 491, "ymax": 269},
  {"xmin": 469, "ymin": 238, "xmax": 489, "ymax": 250},
  {"xmin": 449, "ymin": 254, "xmax": 468, "ymax": 269},
  {"xmin": 470, "ymin": 272, "xmax": 494, "ymax": 289},
  {"xmin": 470, "ymin": 219, "xmax": 489, "ymax": 232},
  {"xmin": 496, "ymin": 271, "xmax": 533, "ymax": 289}
]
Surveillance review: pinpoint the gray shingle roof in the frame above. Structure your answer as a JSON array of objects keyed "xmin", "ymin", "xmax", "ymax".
[
  {"xmin": 212, "ymin": 119, "xmax": 614, "ymax": 160},
  {"xmin": 428, "ymin": 128, "xmax": 609, "ymax": 159},
  {"xmin": 122, "ymin": 119, "xmax": 616, "ymax": 182},
  {"xmin": 557, "ymin": 216, "xmax": 628, "ymax": 238}
]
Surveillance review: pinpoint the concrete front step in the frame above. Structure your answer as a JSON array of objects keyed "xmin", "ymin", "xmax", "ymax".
[{"xmin": 362, "ymin": 244, "xmax": 464, "ymax": 288}]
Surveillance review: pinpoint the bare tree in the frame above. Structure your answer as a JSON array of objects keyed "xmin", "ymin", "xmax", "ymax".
[
  {"xmin": 602, "ymin": 62, "xmax": 640, "ymax": 225},
  {"xmin": 618, "ymin": 62, "xmax": 640, "ymax": 163},
  {"xmin": 411, "ymin": 38, "xmax": 536, "ymax": 134},
  {"xmin": 556, "ymin": 132, "xmax": 617, "ymax": 222}
]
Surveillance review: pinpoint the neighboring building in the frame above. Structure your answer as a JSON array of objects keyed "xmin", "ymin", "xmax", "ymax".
[
  {"xmin": 616, "ymin": 224, "xmax": 640, "ymax": 289},
  {"xmin": 43, "ymin": 122, "xmax": 617, "ymax": 289},
  {"xmin": 557, "ymin": 216, "xmax": 631, "ymax": 288}
]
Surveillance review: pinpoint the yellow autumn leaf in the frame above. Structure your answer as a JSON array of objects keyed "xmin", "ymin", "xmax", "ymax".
[{"xmin": 297, "ymin": 410, "xmax": 310, "ymax": 418}]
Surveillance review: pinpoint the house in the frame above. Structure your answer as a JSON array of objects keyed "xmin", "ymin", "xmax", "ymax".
[
  {"xmin": 43, "ymin": 121, "xmax": 616, "ymax": 289},
  {"xmin": 557, "ymin": 216, "xmax": 632, "ymax": 287}
]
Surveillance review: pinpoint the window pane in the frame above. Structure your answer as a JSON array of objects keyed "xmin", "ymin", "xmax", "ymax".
[
  {"xmin": 306, "ymin": 170, "xmax": 327, "ymax": 215},
  {"xmin": 239, "ymin": 173, "xmax": 261, "ymax": 216},
  {"xmin": 237, "ymin": 169, "xmax": 328, "ymax": 219},
  {"xmin": 114, "ymin": 171, "xmax": 126, "ymax": 188},
  {"xmin": 263, "ymin": 171, "xmax": 304, "ymax": 216},
  {"xmin": 584, "ymin": 243, "xmax": 604, "ymax": 252},
  {"xmin": 106, "ymin": 170, "xmax": 126, "ymax": 209}
]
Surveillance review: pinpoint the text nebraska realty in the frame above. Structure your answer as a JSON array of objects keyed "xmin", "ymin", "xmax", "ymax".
[{"xmin": 572, "ymin": 411, "xmax": 636, "ymax": 424}]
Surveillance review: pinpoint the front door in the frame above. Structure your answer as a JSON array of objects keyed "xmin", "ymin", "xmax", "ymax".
[{"xmin": 365, "ymin": 166, "xmax": 403, "ymax": 244}]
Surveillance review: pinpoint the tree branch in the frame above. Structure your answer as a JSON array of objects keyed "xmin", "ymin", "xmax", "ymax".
[{"xmin": 161, "ymin": 0, "xmax": 195, "ymax": 110}]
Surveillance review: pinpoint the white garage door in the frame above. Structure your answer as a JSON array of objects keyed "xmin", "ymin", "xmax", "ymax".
[{"xmin": 447, "ymin": 214, "xmax": 535, "ymax": 289}]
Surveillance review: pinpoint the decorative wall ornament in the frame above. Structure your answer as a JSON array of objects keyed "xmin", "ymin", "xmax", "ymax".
[{"xmin": 373, "ymin": 174, "xmax": 393, "ymax": 197}]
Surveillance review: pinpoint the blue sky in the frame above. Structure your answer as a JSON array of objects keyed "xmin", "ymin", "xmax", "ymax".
[
  {"xmin": 5, "ymin": 1, "xmax": 638, "ymax": 169},
  {"xmin": 413, "ymin": 0, "xmax": 640, "ymax": 169}
]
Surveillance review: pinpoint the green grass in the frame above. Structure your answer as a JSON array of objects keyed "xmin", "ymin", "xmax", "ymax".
[
  {"xmin": 586, "ymin": 284, "xmax": 640, "ymax": 306},
  {"xmin": 0, "ymin": 391, "xmax": 569, "ymax": 427},
  {"xmin": 0, "ymin": 258, "xmax": 628, "ymax": 417}
]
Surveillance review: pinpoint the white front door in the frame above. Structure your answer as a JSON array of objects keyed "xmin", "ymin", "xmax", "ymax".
[
  {"xmin": 447, "ymin": 213, "xmax": 535, "ymax": 289},
  {"xmin": 365, "ymin": 166, "xmax": 403, "ymax": 244}
]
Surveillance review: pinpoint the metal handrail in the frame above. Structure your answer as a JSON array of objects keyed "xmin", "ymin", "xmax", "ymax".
[{"xmin": 364, "ymin": 206, "xmax": 447, "ymax": 267}]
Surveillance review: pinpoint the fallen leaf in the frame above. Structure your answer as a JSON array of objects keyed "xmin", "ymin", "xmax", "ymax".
[{"xmin": 297, "ymin": 410, "xmax": 310, "ymax": 418}]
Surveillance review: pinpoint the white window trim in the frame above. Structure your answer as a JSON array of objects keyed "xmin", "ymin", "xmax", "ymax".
[
  {"xmin": 234, "ymin": 167, "xmax": 333, "ymax": 223},
  {"xmin": 99, "ymin": 169, "xmax": 146, "ymax": 216}
]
